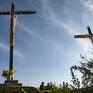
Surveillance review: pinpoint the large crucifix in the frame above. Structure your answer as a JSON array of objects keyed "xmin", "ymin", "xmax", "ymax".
[{"xmin": 0, "ymin": 2, "xmax": 36, "ymax": 81}]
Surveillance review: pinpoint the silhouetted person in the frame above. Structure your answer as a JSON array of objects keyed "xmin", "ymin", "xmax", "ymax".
[
  {"xmin": 40, "ymin": 82, "xmax": 44, "ymax": 90},
  {"xmin": 46, "ymin": 83, "xmax": 52, "ymax": 90}
]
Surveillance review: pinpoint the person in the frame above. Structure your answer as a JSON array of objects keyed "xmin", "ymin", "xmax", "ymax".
[
  {"xmin": 40, "ymin": 82, "xmax": 44, "ymax": 90},
  {"xmin": 46, "ymin": 83, "xmax": 52, "ymax": 90}
]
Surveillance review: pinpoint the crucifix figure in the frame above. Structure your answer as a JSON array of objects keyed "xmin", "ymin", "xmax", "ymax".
[
  {"xmin": 0, "ymin": 2, "xmax": 36, "ymax": 81},
  {"xmin": 74, "ymin": 26, "xmax": 93, "ymax": 44}
]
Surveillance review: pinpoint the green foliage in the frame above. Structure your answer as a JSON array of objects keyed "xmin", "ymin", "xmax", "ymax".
[
  {"xmin": 62, "ymin": 82, "xmax": 71, "ymax": 93},
  {"xmin": 70, "ymin": 66, "xmax": 80, "ymax": 89},
  {"xmin": 51, "ymin": 82, "xmax": 71, "ymax": 93},
  {"xmin": 70, "ymin": 55, "xmax": 93, "ymax": 88},
  {"xmin": 52, "ymin": 84, "xmax": 62, "ymax": 93}
]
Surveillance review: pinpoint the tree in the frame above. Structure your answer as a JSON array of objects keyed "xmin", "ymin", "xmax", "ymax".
[
  {"xmin": 70, "ymin": 66, "xmax": 80, "ymax": 89},
  {"xmin": 70, "ymin": 55, "xmax": 93, "ymax": 88}
]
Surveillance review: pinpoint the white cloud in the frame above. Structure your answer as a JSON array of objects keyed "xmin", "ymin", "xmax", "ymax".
[
  {"xmin": 0, "ymin": 43, "xmax": 24, "ymax": 59},
  {"xmin": 17, "ymin": 21, "xmax": 66, "ymax": 57},
  {"xmin": 14, "ymin": 48, "xmax": 24, "ymax": 59},
  {"xmin": 80, "ymin": 0, "xmax": 93, "ymax": 26},
  {"xmin": 17, "ymin": 21, "xmax": 43, "ymax": 42},
  {"xmin": 49, "ymin": 16, "xmax": 76, "ymax": 35},
  {"xmin": 41, "ymin": 0, "xmax": 76, "ymax": 35},
  {"xmin": 82, "ymin": 0, "xmax": 93, "ymax": 12},
  {"xmin": 0, "ymin": 43, "xmax": 8, "ymax": 51},
  {"xmin": 41, "ymin": 0, "xmax": 92, "ymax": 54}
]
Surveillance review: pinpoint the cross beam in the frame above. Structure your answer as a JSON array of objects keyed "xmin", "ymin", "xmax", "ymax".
[
  {"xmin": 74, "ymin": 26, "xmax": 93, "ymax": 44},
  {"xmin": 74, "ymin": 34, "xmax": 91, "ymax": 38},
  {"xmin": 0, "ymin": 2, "xmax": 36, "ymax": 80},
  {"xmin": 74, "ymin": 34, "xmax": 93, "ymax": 44}
]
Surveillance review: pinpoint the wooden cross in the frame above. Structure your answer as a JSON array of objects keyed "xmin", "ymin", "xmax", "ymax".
[
  {"xmin": 74, "ymin": 26, "xmax": 93, "ymax": 44},
  {"xmin": 0, "ymin": 2, "xmax": 36, "ymax": 80}
]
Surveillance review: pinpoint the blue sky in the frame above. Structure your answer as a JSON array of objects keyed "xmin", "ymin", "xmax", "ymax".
[{"xmin": 0, "ymin": 0, "xmax": 93, "ymax": 86}]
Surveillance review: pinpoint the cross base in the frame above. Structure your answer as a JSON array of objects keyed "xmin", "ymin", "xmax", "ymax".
[
  {"xmin": 4, "ymin": 80, "xmax": 22, "ymax": 86},
  {"xmin": 0, "ymin": 80, "xmax": 28, "ymax": 93}
]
